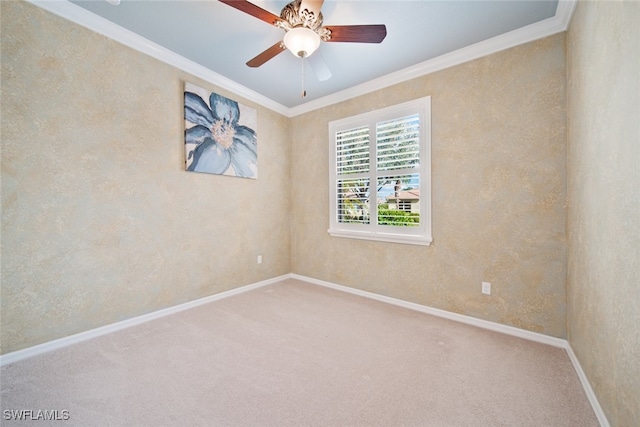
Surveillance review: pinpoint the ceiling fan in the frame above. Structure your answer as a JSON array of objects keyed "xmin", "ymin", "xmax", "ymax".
[{"xmin": 219, "ymin": 0, "xmax": 387, "ymax": 90}]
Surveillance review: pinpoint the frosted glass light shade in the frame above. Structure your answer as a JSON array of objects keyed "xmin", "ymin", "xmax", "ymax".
[{"xmin": 284, "ymin": 27, "xmax": 321, "ymax": 58}]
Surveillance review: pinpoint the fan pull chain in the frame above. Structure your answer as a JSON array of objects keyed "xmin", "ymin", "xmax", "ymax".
[{"xmin": 301, "ymin": 57, "xmax": 306, "ymax": 98}]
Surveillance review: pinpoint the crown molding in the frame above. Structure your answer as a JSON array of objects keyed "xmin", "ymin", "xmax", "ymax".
[
  {"xmin": 26, "ymin": 0, "xmax": 291, "ymax": 116},
  {"xmin": 557, "ymin": 0, "xmax": 579, "ymax": 30},
  {"xmin": 288, "ymin": 0, "xmax": 578, "ymax": 116},
  {"xmin": 27, "ymin": 0, "xmax": 577, "ymax": 118}
]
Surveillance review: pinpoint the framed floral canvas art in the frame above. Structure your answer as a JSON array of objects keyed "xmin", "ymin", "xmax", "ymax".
[{"xmin": 184, "ymin": 82, "xmax": 257, "ymax": 179}]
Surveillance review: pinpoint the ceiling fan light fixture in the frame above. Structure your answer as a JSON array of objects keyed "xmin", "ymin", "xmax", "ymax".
[{"xmin": 283, "ymin": 26, "xmax": 320, "ymax": 58}]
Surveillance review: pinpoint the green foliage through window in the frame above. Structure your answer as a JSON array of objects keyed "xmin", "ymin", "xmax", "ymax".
[{"xmin": 377, "ymin": 209, "xmax": 420, "ymax": 226}]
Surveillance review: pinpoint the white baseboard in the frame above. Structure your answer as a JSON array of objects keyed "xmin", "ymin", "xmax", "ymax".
[
  {"xmin": 290, "ymin": 273, "xmax": 568, "ymax": 348},
  {"xmin": 0, "ymin": 275, "xmax": 288, "ymax": 367},
  {"xmin": 565, "ymin": 345, "xmax": 611, "ymax": 427},
  {"xmin": 290, "ymin": 273, "xmax": 610, "ymax": 427},
  {"xmin": 0, "ymin": 273, "xmax": 610, "ymax": 427}
]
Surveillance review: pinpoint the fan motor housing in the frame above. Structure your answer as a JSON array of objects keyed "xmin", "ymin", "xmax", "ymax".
[{"xmin": 280, "ymin": 0, "xmax": 323, "ymax": 30}]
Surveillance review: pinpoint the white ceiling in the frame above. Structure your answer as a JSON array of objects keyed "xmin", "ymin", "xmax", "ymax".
[{"xmin": 35, "ymin": 0, "xmax": 574, "ymax": 116}]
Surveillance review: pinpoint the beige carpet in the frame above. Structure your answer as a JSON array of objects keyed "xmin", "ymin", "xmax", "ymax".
[{"xmin": 1, "ymin": 278, "xmax": 598, "ymax": 426}]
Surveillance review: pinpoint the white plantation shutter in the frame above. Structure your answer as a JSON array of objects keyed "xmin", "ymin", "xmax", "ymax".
[
  {"xmin": 336, "ymin": 126, "xmax": 369, "ymax": 175},
  {"xmin": 329, "ymin": 97, "xmax": 432, "ymax": 246},
  {"xmin": 336, "ymin": 178, "xmax": 370, "ymax": 225},
  {"xmin": 376, "ymin": 115, "xmax": 420, "ymax": 171},
  {"xmin": 335, "ymin": 126, "xmax": 371, "ymax": 225}
]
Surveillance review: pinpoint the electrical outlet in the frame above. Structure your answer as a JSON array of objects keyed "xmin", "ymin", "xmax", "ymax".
[
  {"xmin": 482, "ymin": 282, "xmax": 491, "ymax": 295},
  {"xmin": 257, "ymin": 255, "xmax": 262, "ymax": 264}
]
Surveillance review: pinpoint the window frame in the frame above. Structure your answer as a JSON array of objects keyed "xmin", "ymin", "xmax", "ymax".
[{"xmin": 328, "ymin": 96, "xmax": 432, "ymax": 246}]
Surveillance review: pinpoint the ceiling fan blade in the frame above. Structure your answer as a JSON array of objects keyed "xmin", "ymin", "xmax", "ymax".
[
  {"xmin": 308, "ymin": 53, "xmax": 332, "ymax": 81},
  {"xmin": 299, "ymin": 0, "xmax": 324, "ymax": 19},
  {"xmin": 323, "ymin": 25, "xmax": 387, "ymax": 43},
  {"xmin": 219, "ymin": 0, "xmax": 281, "ymax": 26},
  {"xmin": 246, "ymin": 41, "xmax": 286, "ymax": 67}
]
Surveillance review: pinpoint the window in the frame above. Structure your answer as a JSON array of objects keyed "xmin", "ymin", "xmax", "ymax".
[
  {"xmin": 398, "ymin": 200, "xmax": 412, "ymax": 212},
  {"xmin": 328, "ymin": 97, "xmax": 432, "ymax": 246}
]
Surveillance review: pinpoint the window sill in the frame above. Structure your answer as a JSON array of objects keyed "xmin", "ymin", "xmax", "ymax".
[{"xmin": 328, "ymin": 228, "xmax": 432, "ymax": 246}]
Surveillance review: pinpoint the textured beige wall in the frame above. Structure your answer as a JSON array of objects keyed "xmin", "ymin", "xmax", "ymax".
[
  {"xmin": 0, "ymin": 0, "xmax": 576, "ymax": 356},
  {"xmin": 0, "ymin": 1, "xmax": 291, "ymax": 354},
  {"xmin": 566, "ymin": 1, "xmax": 640, "ymax": 425},
  {"xmin": 291, "ymin": 34, "xmax": 568, "ymax": 338}
]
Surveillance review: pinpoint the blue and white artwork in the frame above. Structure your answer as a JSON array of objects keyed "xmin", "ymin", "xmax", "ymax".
[{"xmin": 184, "ymin": 82, "xmax": 257, "ymax": 179}]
